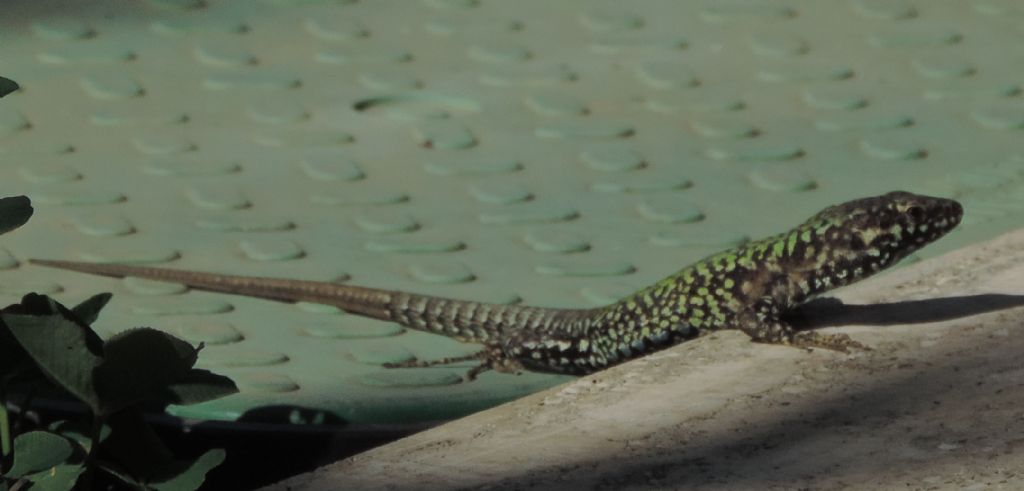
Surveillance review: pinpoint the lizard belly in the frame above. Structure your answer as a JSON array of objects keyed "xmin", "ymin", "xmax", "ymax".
[{"xmin": 509, "ymin": 324, "xmax": 697, "ymax": 375}]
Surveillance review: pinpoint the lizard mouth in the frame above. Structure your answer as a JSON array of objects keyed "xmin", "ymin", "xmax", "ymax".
[
  {"xmin": 929, "ymin": 197, "xmax": 963, "ymax": 234},
  {"xmin": 947, "ymin": 199, "xmax": 964, "ymax": 225},
  {"xmin": 900, "ymin": 196, "xmax": 962, "ymax": 250}
]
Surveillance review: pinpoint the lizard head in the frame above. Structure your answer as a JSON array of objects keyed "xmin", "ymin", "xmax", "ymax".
[{"xmin": 805, "ymin": 191, "xmax": 963, "ymax": 278}]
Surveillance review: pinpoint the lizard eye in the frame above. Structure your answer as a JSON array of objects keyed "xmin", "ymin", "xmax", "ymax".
[{"xmin": 907, "ymin": 206, "xmax": 924, "ymax": 221}]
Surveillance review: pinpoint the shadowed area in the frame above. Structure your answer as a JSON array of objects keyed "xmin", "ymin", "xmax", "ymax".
[
  {"xmin": 788, "ymin": 293, "xmax": 1024, "ymax": 328},
  {"xmin": 558, "ymin": 330, "xmax": 1024, "ymax": 489},
  {"xmin": 289, "ymin": 310, "xmax": 1024, "ymax": 491}
]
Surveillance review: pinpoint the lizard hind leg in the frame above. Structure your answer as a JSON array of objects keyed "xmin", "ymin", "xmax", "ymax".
[
  {"xmin": 381, "ymin": 351, "xmax": 486, "ymax": 369},
  {"xmin": 381, "ymin": 349, "xmax": 494, "ymax": 382},
  {"xmin": 381, "ymin": 345, "xmax": 524, "ymax": 381},
  {"xmin": 382, "ymin": 352, "xmax": 489, "ymax": 382}
]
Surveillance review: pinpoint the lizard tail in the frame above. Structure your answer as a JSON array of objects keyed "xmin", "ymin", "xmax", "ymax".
[
  {"xmin": 29, "ymin": 258, "xmax": 396, "ymax": 320},
  {"xmin": 29, "ymin": 259, "xmax": 593, "ymax": 343}
]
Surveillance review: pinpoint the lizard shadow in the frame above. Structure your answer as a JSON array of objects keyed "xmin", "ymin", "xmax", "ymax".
[{"xmin": 785, "ymin": 293, "xmax": 1024, "ymax": 329}]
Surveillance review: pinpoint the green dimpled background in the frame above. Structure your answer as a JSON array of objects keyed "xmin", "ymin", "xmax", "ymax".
[{"xmin": 0, "ymin": 0, "xmax": 1022, "ymax": 424}]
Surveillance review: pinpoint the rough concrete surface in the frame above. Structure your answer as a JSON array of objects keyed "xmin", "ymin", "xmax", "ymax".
[{"xmin": 268, "ymin": 229, "xmax": 1024, "ymax": 491}]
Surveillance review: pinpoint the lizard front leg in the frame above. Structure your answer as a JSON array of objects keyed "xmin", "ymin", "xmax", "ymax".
[{"xmin": 737, "ymin": 301, "xmax": 868, "ymax": 353}]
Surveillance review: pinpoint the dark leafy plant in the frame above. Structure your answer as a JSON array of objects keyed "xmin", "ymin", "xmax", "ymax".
[
  {"xmin": 0, "ymin": 76, "xmax": 17, "ymax": 99},
  {"xmin": 0, "ymin": 197, "xmax": 31, "ymax": 237},
  {"xmin": 0, "ymin": 196, "xmax": 37, "ymax": 406},
  {"xmin": 0, "ymin": 192, "xmax": 238, "ymax": 491}
]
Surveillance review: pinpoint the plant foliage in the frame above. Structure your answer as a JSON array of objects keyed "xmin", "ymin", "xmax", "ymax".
[
  {"xmin": 0, "ymin": 77, "xmax": 17, "ymax": 99},
  {"xmin": 0, "ymin": 192, "xmax": 238, "ymax": 491}
]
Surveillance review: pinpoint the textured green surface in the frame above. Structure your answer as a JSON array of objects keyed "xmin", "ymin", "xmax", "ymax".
[{"xmin": 0, "ymin": 1, "xmax": 1022, "ymax": 425}]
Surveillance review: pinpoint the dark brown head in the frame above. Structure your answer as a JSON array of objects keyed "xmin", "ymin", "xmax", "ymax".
[{"xmin": 798, "ymin": 191, "xmax": 963, "ymax": 286}]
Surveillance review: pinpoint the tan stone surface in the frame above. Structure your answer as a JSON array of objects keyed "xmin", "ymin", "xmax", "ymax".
[{"xmin": 268, "ymin": 229, "xmax": 1024, "ymax": 491}]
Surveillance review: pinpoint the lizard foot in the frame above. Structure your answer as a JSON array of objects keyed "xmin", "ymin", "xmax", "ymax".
[
  {"xmin": 789, "ymin": 331, "xmax": 871, "ymax": 353},
  {"xmin": 741, "ymin": 319, "xmax": 869, "ymax": 353},
  {"xmin": 381, "ymin": 345, "xmax": 523, "ymax": 382},
  {"xmin": 382, "ymin": 351, "xmax": 485, "ymax": 370}
]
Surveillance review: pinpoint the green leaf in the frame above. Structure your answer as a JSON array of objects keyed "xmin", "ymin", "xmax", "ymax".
[
  {"xmin": 1, "ymin": 293, "xmax": 106, "ymax": 351},
  {"xmin": 1, "ymin": 295, "xmax": 104, "ymax": 413},
  {"xmin": 164, "ymin": 370, "xmax": 238, "ymax": 407},
  {"xmin": 0, "ymin": 77, "xmax": 17, "ymax": 98},
  {"xmin": 0, "ymin": 196, "xmax": 32, "ymax": 236},
  {"xmin": 93, "ymin": 328, "xmax": 201, "ymax": 415},
  {"xmin": 150, "ymin": 449, "xmax": 225, "ymax": 491},
  {"xmin": 71, "ymin": 293, "xmax": 113, "ymax": 325},
  {"xmin": 4, "ymin": 431, "xmax": 73, "ymax": 478},
  {"xmin": 23, "ymin": 463, "xmax": 86, "ymax": 491}
]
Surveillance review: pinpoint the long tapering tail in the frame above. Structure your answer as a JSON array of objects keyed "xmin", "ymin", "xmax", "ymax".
[{"xmin": 29, "ymin": 259, "xmax": 595, "ymax": 343}]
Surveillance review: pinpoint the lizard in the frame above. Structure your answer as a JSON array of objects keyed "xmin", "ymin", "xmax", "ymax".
[{"xmin": 29, "ymin": 191, "xmax": 963, "ymax": 380}]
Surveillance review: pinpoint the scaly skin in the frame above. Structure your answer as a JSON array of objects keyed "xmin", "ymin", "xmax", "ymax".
[{"xmin": 30, "ymin": 191, "xmax": 963, "ymax": 380}]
